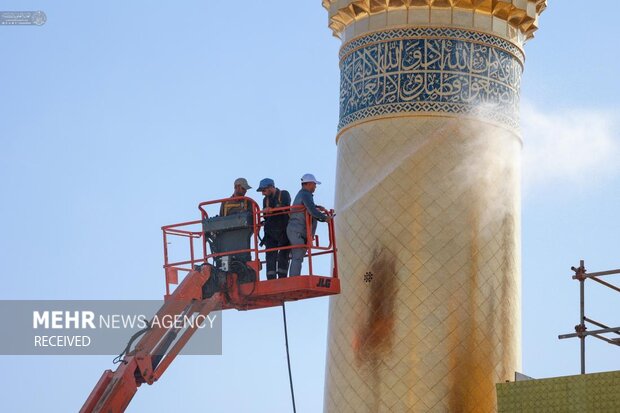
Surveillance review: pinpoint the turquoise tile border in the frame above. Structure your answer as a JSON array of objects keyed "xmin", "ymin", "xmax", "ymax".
[{"xmin": 338, "ymin": 28, "xmax": 522, "ymax": 131}]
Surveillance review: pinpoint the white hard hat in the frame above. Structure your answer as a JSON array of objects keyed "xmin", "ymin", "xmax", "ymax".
[{"xmin": 301, "ymin": 173, "xmax": 321, "ymax": 184}]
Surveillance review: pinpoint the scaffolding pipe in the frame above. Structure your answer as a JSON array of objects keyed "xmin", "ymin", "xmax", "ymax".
[{"xmin": 559, "ymin": 259, "xmax": 620, "ymax": 374}]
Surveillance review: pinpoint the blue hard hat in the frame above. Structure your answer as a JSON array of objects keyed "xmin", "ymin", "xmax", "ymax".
[{"xmin": 257, "ymin": 178, "xmax": 275, "ymax": 191}]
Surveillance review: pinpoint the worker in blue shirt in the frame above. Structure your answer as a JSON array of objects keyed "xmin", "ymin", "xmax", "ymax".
[
  {"xmin": 257, "ymin": 178, "xmax": 291, "ymax": 279},
  {"xmin": 286, "ymin": 173, "xmax": 332, "ymax": 276}
]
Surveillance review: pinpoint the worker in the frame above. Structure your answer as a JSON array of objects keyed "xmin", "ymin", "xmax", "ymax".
[
  {"xmin": 257, "ymin": 178, "xmax": 291, "ymax": 280},
  {"xmin": 286, "ymin": 173, "xmax": 331, "ymax": 277},
  {"xmin": 220, "ymin": 177, "xmax": 253, "ymax": 216},
  {"xmin": 212, "ymin": 177, "xmax": 255, "ymax": 272}
]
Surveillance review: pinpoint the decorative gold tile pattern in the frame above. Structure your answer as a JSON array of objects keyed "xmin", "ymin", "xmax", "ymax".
[
  {"xmin": 497, "ymin": 371, "xmax": 620, "ymax": 412},
  {"xmin": 324, "ymin": 116, "xmax": 522, "ymax": 412}
]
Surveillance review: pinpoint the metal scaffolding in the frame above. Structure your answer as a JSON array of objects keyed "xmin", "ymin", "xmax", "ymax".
[{"xmin": 558, "ymin": 260, "xmax": 620, "ymax": 374}]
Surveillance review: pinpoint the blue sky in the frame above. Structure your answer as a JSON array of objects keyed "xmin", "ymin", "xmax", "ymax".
[{"xmin": 1, "ymin": 1, "xmax": 619, "ymax": 412}]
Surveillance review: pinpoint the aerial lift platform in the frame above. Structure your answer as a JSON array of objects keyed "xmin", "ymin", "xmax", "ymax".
[{"xmin": 80, "ymin": 197, "xmax": 339, "ymax": 413}]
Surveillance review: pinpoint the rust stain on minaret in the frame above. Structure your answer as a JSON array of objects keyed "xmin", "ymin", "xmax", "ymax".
[{"xmin": 352, "ymin": 247, "xmax": 398, "ymax": 407}]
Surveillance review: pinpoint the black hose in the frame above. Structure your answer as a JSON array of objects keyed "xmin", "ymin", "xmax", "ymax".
[
  {"xmin": 113, "ymin": 321, "xmax": 151, "ymax": 365},
  {"xmin": 282, "ymin": 303, "xmax": 297, "ymax": 413}
]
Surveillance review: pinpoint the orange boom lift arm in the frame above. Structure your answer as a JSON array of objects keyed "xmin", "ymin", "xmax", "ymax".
[{"xmin": 81, "ymin": 197, "xmax": 339, "ymax": 413}]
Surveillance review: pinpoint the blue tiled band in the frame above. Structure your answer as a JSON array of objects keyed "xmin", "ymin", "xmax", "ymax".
[{"xmin": 338, "ymin": 28, "xmax": 522, "ymax": 131}]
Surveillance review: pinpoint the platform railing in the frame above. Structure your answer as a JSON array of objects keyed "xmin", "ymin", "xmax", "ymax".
[{"xmin": 161, "ymin": 197, "xmax": 338, "ymax": 295}]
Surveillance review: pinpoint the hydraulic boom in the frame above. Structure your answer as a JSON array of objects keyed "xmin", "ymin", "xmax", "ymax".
[{"xmin": 81, "ymin": 265, "xmax": 222, "ymax": 413}]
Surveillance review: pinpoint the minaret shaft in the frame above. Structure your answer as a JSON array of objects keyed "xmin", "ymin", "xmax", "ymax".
[{"xmin": 322, "ymin": 2, "xmax": 545, "ymax": 412}]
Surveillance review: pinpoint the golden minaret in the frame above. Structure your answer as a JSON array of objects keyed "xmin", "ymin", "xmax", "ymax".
[{"xmin": 322, "ymin": 1, "xmax": 546, "ymax": 411}]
